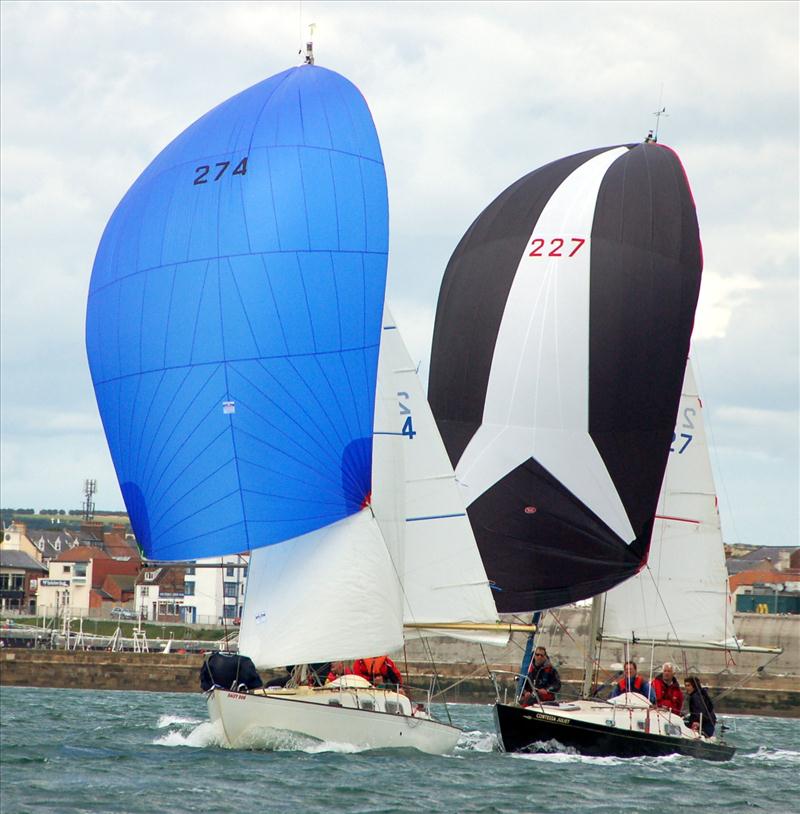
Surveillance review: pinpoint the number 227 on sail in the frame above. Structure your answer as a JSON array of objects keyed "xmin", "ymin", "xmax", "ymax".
[{"xmin": 528, "ymin": 237, "xmax": 586, "ymax": 257}]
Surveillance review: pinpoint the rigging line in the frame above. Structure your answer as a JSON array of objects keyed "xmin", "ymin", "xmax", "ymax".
[
  {"xmin": 711, "ymin": 652, "xmax": 783, "ymax": 702},
  {"xmin": 691, "ymin": 353, "xmax": 742, "ymax": 544},
  {"xmin": 430, "ymin": 665, "xmax": 489, "ymax": 700},
  {"xmin": 377, "ymin": 520, "xmax": 455, "ymax": 725}
]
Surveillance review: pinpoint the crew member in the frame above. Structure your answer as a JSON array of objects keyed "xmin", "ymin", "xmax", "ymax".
[
  {"xmin": 353, "ymin": 655, "xmax": 403, "ymax": 687},
  {"xmin": 610, "ymin": 661, "xmax": 655, "ymax": 702},
  {"xmin": 684, "ymin": 676, "xmax": 716, "ymax": 737},
  {"xmin": 652, "ymin": 662, "xmax": 683, "ymax": 715},
  {"xmin": 519, "ymin": 646, "xmax": 562, "ymax": 705}
]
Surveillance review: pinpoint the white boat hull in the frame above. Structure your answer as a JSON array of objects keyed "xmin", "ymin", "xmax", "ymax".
[{"xmin": 207, "ymin": 687, "xmax": 462, "ymax": 755}]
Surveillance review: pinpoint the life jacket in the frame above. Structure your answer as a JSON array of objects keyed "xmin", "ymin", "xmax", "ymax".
[
  {"xmin": 362, "ymin": 656, "xmax": 387, "ymax": 679},
  {"xmin": 653, "ymin": 676, "xmax": 683, "ymax": 714},
  {"xmin": 617, "ymin": 674, "xmax": 645, "ymax": 694},
  {"xmin": 354, "ymin": 656, "xmax": 402, "ymax": 685}
]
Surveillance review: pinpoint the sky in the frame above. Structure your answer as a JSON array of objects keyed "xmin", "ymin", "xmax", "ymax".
[{"xmin": 1, "ymin": 1, "xmax": 797, "ymax": 547}]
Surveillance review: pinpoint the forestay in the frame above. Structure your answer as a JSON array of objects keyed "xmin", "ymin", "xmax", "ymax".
[{"xmin": 603, "ymin": 361, "xmax": 737, "ymax": 646}]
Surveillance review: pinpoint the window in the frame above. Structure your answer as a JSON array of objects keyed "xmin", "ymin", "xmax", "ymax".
[
  {"xmin": 63, "ymin": 565, "xmax": 71, "ymax": 574},
  {"xmin": 223, "ymin": 582, "xmax": 238, "ymax": 598},
  {"xmin": 226, "ymin": 566, "xmax": 235, "ymax": 578},
  {"xmin": 11, "ymin": 575, "xmax": 23, "ymax": 591},
  {"xmin": 222, "ymin": 605, "xmax": 237, "ymax": 619},
  {"xmin": 358, "ymin": 699, "xmax": 375, "ymax": 711},
  {"xmin": 185, "ymin": 567, "xmax": 195, "ymax": 576},
  {"xmin": 243, "ymin": 566, "xmax": 248, "ymax": 578},
  {"xmin": 140, "ymin": 586, "xmax": 149, "ymax": 597},
  {"xmin": 74, "ymin": 563, "xmax": 87, "ymax": 577},
  {"xmin": 386, "ymin": 701, "xmax": 401, "ymax": 715},
  {"xmin": 328, "ymin": 699, "xmax": 342, "ymax": 707},
  {"xmin": 0, "ymin": 575, "xmax": 9, "ymax": 591},
  {"xmin": 184, "ymin": 582, "xmax": 195, "ymax": 596}
]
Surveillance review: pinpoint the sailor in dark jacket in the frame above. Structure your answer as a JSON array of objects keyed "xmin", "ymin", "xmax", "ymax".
[
  {"xmin": 519, "ymin": 647, "xmax": 562, "ymax": 705},
  {"xmin": 684, "ymin": 676, "xmax": 716, "ymax": 737}
]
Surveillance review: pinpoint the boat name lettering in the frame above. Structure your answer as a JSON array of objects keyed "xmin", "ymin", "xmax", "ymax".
[
  {"xmin": 228, "ymin": 692, "xmax": 247, "ymax": 700},
  {"xmin": 534, "ymin": 712, "xmax": 571, "ymax": 725},
  {"xmin": 528, "ymin": 237, "xmax": 586, "ymax": 258},
  {"xmin": 194, "ymin": 157, "xmax": 248, "ymax": 185}
]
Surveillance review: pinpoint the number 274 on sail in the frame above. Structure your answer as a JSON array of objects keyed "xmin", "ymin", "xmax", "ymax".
[{"xmin": 194, "ymin": 157, "xmax": 248, "ymax": 185}]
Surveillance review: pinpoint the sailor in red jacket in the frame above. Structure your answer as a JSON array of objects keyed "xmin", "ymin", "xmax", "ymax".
[
  {"xmin": 652, "ymin": 662, "xmax": 684, "ymax": 715},
  {"xmin": 352, "ymin": 656, "xmax": 403, "ymax": 686}
]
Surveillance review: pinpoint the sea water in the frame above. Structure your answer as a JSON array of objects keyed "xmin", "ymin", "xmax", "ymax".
[{"xmin": 1, "ymin": 686, "xmax": 798, "ymax": 814}]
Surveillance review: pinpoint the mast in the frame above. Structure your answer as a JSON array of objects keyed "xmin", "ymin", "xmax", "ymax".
[
  {"xmin": 582, "ymin": 594, "xmax": 604, "ymax": 698},
  {"xmin": 515, "ymin": 611, "xmax": 542, "ymax": 701}
]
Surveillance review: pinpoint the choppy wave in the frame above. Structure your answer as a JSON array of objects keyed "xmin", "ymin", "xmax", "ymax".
[
  {"xmin": 222, "ymin": 725, "xmax": 369, "ymax": 753},
  {"xmin": 510, "ymin": 739, "xmax": 685, "ymax": 766},
  {"xmin": 153, "ymin": 719, "xmax": 226, "ymax": 748},
  {"xmin": 156, "ymin": 714, "xmax": 204, "ymax": 728},
  {"xmin": 742, "ymin": 746, "xmax": 800, "ymax": 764},
  {"xmin": 456, "ymin": 728, "xmax": 499, "ymax": 753}
]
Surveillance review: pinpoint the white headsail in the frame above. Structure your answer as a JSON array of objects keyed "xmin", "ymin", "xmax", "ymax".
[{"xmin": 602, "ymin": 360, "xmax": 737, "ymax": 647}]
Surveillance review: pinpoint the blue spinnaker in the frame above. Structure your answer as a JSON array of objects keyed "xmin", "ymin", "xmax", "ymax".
[{"xmin": 86, "ymin": 66, "xmax": 389, "ymax": 560}]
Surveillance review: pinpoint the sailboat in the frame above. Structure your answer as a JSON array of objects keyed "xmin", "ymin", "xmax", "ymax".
[
  {"xmin": 427, "ymin": 142, "xmax": 752, "ymax": 760},
  {"xmin": 86, "ymin": 57, "xmax": 515, "ymax": 754}
]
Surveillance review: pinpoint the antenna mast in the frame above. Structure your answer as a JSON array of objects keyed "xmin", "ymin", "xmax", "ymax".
[
  {"xmin": 82, "ymin": 479, "xmax": 96, "ymax": 521},
  {"xmin": 303, "ymin": 23, "xmax": 316, "ymax": 64}
]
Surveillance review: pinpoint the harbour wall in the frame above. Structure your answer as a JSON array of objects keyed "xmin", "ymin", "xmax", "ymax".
[{"xmin": 1, "ymin": 611, "xmax": 797, "ymax": 716}]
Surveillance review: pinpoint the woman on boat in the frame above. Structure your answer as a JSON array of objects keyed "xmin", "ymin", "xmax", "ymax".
[{"xmin": 684, "ymin": 676, "xmax": 716, "ymax": 737}]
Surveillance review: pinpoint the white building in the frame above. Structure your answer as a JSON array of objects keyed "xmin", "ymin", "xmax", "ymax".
[{"xmin": 181, "ymin": 553, "xmax": 248, "ymax": 625}]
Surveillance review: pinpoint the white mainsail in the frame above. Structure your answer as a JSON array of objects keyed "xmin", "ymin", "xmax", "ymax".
[
  {"xmin": 602, "ymin": 360, "xmax": 737, "ymax": 647},
  {"xmin": 240, "ymin": 307, "xmax": 507, "ymax": 669},
  {"xmin": 238, "ymin": 510, "xmax": 405, "ymax": 668}
]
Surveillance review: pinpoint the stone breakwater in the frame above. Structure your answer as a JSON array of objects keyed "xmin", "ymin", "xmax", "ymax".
[
  {"xmin": 1, "ymin": 610, "xmax": 797, "ymax": 716},
  {"xmin": 1, "ymin": 649, "xmax": 797, "ymax": 717}
]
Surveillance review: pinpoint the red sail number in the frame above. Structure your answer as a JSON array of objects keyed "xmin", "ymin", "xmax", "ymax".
[{"xmin": 529, "ymin": 237, "xmax": 586, "ymax": 258}]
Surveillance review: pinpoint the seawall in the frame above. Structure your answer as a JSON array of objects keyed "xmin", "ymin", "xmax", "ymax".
[{"xmin": 1, "ymin": 610, "xmax": 797, "ymax": 716}]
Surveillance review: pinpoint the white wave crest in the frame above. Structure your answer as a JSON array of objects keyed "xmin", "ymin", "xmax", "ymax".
[
  {"xmin": 510, "ymin": 740, "xmax": 684, "ymax": 765},
  {"xmin": 153, "ymin": 720, "xmax": 226, "ymax": 748},
  {"xmin": 744, "ymin": 746, "xmax": 800, "ymax": 764},
  {"xmin": 456, "ymin": 729, "xmax": 499, "ymax": 753},
  {"xmin": 226, "ymin": 726, "xmax": 370, "ymax": 753},
  {"xmin": 156, "ymin": 714, "xmax": 204, "ymax": 728}
]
